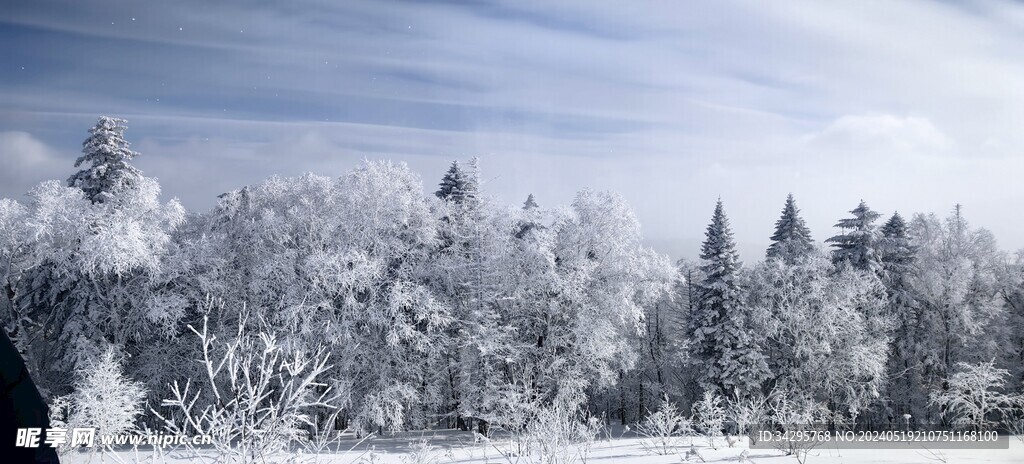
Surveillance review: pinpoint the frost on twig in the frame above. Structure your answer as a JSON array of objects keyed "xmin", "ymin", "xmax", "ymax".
[{"xmin": 152, "ymin": 301, "xmax": 342, "ymax": 463}]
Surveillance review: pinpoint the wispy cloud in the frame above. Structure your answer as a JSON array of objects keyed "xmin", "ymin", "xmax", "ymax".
[{"xmin": 2, "ymin": 0, "xmax": 1024, "ymax": 259}]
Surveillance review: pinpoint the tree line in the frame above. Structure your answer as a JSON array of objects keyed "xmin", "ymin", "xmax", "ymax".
[{"xmin": 1, "ymin": 117, "xmax": 1021, "ymax": 436}]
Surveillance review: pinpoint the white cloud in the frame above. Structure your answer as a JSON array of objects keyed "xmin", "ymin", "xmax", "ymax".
[
  {"xmin": 0, "ymin": 131, "xmax": 67, "ymax": 197},
  {"xmin": 807, "ymin": 114, "xmax": 953, "ymax": 154}
]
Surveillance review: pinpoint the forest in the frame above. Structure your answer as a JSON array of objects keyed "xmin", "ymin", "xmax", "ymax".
[{"xmin": 2, "ymin": 117, "xmax": 1023, "ymax": 462}]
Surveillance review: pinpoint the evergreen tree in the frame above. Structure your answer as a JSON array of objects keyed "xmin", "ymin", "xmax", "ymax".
[
  {"xmin": 432, "ymin": 158, "xmax": 487, "ymax": 430},
  {"xmin": 879, "ymin": 212, "xmax": 924, "ymax": 419},
  {"xmin": 522, "ymin": 193, "xmax": 539, "ymax": 210},
  {"xmin": 516, "ymin": 194, "xmax": 542, "ymax": 239},
  {"xmin": 689, "ymin": 200, "xmax": 768, "ymax": 399},
  {"xmin": 766, "ymin": 194, "xmax": 814, "ymax": 263},
  {"xmin": 13, "ymin": 117, "xmax": 184, "ymax": 396},
  {"xmin": 880, "ymin": 213, "xmax": 915, "ymax": 279},
  {"xmin": 67, "ymin": 116, "xmax": 143, "ymax": 203},
  {"xmin": 826, "ymin": 200, "xmax": 882, "ymax": 273},
  {"xmin": 435, "ymin": 159, "xmax": 479, "ymax": 205}
]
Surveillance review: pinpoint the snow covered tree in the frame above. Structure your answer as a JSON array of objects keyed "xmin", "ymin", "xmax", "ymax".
[
  {"xmin": 636, "ymin": 394, "xmax": 690, "ymax": 455},
  {"xmin": 826, "ymin": 200, "xmax": 882, "ymax": 273},
  {"xmin": 8, "ymin": 117, "xmax": 184, "ymax": 397},
  {"xmin": 473, "ymin": 190, "xmax": 675, "ymax": 432},
  {"xmin": 606, "ymin": 287, "xmax": 688, "ymax": 425},
  {"xmin": 67, "ymin": 116, "xmax": 143, "ymax": 204},
  {"xmin": 996, "ymin": 250, "xmax": 1024, "ymax": 391},
  {"xmin": 880, "ymin": 213, "xmax": 915, "ymax": 276},
  {"xmin": 930, "ymin": 360, "xmax": 1021, "ymax": 431},
  {"xmin": 878, "ymin": 212, "xmax": 925, "ymax": 419},
  {"xmin": 910, "ymin": 207, "xmax": 1007, "ymax": 422},
  {"xmin": 427, "ymin": 158, "xmax": 494, "ymax": 430},
  {"xmin": 748, "ymin": 252, "xmax": 890, "ymax": 417},
  {"xmin": 515, "ymin": 194, "xmax": 544, "ymax": 240},
  {"xmin": 435, "ymin": 159, "xmax": 479, "ymax": 206},
  {"xmin": 0, "ymin": 199, "xmax": 43, "ymax": 340},
  {"xmin": 692, "ymin": 391, "xmax": 726, "ymax": 449},
  {"xmin": 192, "ymin": 162, "xmax": 452, "ymax": 433},
  {"xmin": 766, "ymin": 194, "xmax": 814, "ymax": 263},
  {"xmin": 52, "ymin": 347, "xmax": 147, "ymax": 449},
  {"xmin": 501, "ymin": 191, "xmax": 674, "ymax": 430},
  {"xmin": 523, "ymin": 193, "xmax": 539, "ymax": 210},
  {"xmin": 688, "ymin": 200, "xmax": 768, "ymax": 399},
  {"xmin": 154, "ymin": 310, "xmax": 338, "ymax": 463}
]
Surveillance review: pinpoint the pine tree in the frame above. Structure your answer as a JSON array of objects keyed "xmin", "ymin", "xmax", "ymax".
[
  {"xmin": 766, "ymin": 194, "xmax": 814, "ymax": 263},
  {"xmin": 880, "ymin": 213, "xmax": 915, "ymax": 278},
  {"xmin": 67, "ymin": 116, "xmax": 143, "ymax": 203},
  {"xmin": 689, "ymin": 200, "xmax": 768, "ymax": 399},
  {"xmin": 523, "ymin": 193, "xmax": 539, "ymax": 210},
  {"xmin": 516, "ymin": 194, "xmax": 542, "ymax": 239},
  {"xmin": 879, "ymin": 212, "xmax": 923, "ymax": 418},
  {"xmin": 433, "ymin": 158, "xmax": 487, "ymax": 430},
  {"xmin": 826, "ymin": 200, "xmax": 882, "ymax": 273},
  {"xmin": 435, "ymin": 159, "xmax": 479, "ymax": 205}
]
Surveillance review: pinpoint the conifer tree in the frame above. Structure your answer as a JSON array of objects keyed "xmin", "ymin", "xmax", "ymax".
[
  {"xmin": 522, "ymin": 193, "xmax": 539, "ymax": 210},
  {"xmin": 516, "ymin": 194, "xmax": 541, "ymax": 239},
  {"xmin": 879, "ymin": 212, "xmax": 924, "ymax": 418},
  {"xmin": 766, "ymin": 194, "xmax": 814, "ymax": 263},
  {"xmin": 826, "ymin": 200, "xmax": 882, "ymax": 273},
  {"xmin": 435, "ymin": 159, "xmax": 479, "ymax": 205},
  {"xmin": 433, "ymin": 158, "xmax": 488, "ymax": 430},
  {"xmin": 67, "ymin": 116, "xmax": 143, "ymax": 203},
  {"xmin": 880, "ymin": 213, "xmax": 915, "ymax": 278},
  {"xmin": 689, "ymin": 200, "xmax": 768, "ymax": 398}
]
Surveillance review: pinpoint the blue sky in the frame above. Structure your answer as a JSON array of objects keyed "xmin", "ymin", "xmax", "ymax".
[{"xmin": 3, "ymin": 0, "xmax": 1024, "ymax": 260}]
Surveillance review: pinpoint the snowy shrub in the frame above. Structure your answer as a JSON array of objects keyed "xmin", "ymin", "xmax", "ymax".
[
  {"xmin": 480, "ymin": 385, "xmax": 537, "ymax": 435},
  {"xmin": 692, "ymin": 391, "xmax": 726, "ymax": 449},
  {"xmin": 154, "ymin": 308, "xmax": 341, "ymax": 463},
  {"xmin": 501, "ymin": 384, "xmax": 602, "ymax": 464},
  {"xmin": 1007, "ymin": 413, "xmax": 1024, "ymax": 444},
  {"xmin": 766, "ymin": 393, "xmax": 829, "ymax": 464},
  {"xmin": 726, "ymin": 393, "xmax": 769, "ymax": 445},
  {"xmin": 636, "ymin": 395, "xmax": 691, "ymax": 455},
  {"xmin": 929, "ymin": 360, "xmax": 1022, "ymax": 431},
  {"xmin": 401, "ymin": 438, "xmax": 440, "ymax": 464},
  {"xmin": 524, "ymin": 406, "xmax": 602, "ymax": 464}
]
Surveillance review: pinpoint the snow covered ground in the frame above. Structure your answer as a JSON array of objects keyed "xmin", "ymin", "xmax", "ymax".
[{"xmin": 65, "ymin": 429, "xmax": 1024, "ymax": 464}]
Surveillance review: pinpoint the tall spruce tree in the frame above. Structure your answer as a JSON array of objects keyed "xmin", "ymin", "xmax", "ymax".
[
  {"xmin": 67, "ymin": 116, "xmax": 143, "ymax": 203},
  {"xmin": 516, "ymin": 194, "xmax": 541, "ymax": 239},
  {"xmin": 435, "ymin": 159, "xmax": 479, "ymax": 205},
  {"xmin": 879, "ymin": 212, "xmax": 924, "ymax": 418},
  {"xmin": 689, "ymin": 200, "xmax": 768, "ymax": 398},
  {"xmin": 522, "ymin": 193, "xmax": 539, "ymax": 210},
  {"xmin": 880, "ymin": 213, "xmax": 915, "ymax": 279},
  {"xmin": 433, "ymin": 158, "xmax": 486, "ymax": 430},
  {"xmin": 766, "ymin": 194, "xmax": 814, "ymax": 263},
  {"xmin": 826, "ymin": 200, "xmax": 882, "ymax": 273}
]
